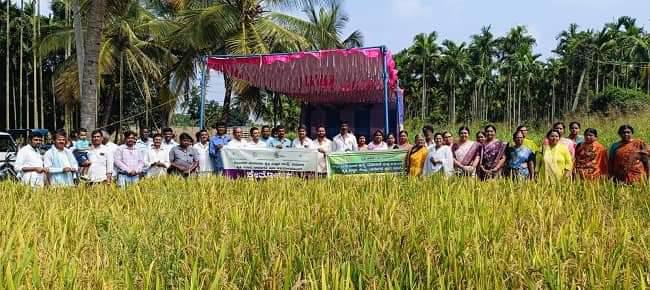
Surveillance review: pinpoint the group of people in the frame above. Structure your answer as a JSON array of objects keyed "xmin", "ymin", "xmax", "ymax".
[
  {"xmin": 404, "ymin": 122, "xmax": 649, "ymax": 184},
  {"xmin": 12, "ymin": 119, "xmax": 649, "ymax": 187},
  {"xmin": 13, "ymin": 121, "xmax": 347, "ymax": 187},
  {"xmin": 14, "ymin": 127, "xmax": 205, "ymax": 187}
]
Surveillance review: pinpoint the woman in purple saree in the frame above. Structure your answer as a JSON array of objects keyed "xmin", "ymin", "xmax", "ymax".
[
  {"xmin": 452, "ymin": 126, "xmax": 482, "ymax": 176},
  {"xmin": 478, "ymin": 125, "xmax": 506, "ymax": 180}
]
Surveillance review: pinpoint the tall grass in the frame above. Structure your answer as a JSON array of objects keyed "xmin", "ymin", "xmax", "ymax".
[{"xmin": 0, "ymin": 175, "xmax": 648, "ymax": 289}]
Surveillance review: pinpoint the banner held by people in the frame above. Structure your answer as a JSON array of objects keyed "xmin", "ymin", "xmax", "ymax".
[
  {"xmin": 327, "ymin": 150, "xmax": 407, "ymax": 176},
  {"xmin": 222, "ymin": 148, "xmax": 319, "ymax": 179}
]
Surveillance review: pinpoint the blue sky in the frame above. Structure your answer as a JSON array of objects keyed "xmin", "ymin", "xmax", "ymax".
[
  {"xmin": 33, "ymin": 0, "xmax": 650, "ymax": 103},
  {"xmin": 342, "ymin": 0, "xmax": 650, "ymax": 58}
]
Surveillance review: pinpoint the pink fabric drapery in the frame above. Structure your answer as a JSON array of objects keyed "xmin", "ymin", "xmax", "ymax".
[{"xmin": 207, "ymin": 48, "xmax": 398, "ymax": 104}]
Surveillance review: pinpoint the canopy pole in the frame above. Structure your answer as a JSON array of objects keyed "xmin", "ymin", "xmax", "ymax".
[
  {"xmin": 381, "ymin": 46, "xmax": 390, "ymax": 135},
  {"xmin": 199, "ymin": 56, "xmax": 207, "ymax": 129}
]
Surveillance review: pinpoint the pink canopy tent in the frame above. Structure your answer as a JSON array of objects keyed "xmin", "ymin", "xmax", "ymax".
[{"xmin": 199, "ymin": 46, "xmax": 400, "ymax": 134}]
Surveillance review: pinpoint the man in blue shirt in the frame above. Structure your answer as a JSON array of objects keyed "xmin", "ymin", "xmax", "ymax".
[
  {"xmin": 260, "ymin": 125, "xmax": 273, "ymax": 144},
  {"xmin": 209, "ymin": 122, "xmax": 231, "ymax": 174},
  {"xmin": 268, "ymin": 125, "xmax": 292, "ymax": 149}
]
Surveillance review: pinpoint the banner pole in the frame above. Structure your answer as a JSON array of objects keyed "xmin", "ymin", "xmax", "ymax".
[
  {"xmin": 199, "ymin": 56, "xmax": 207, "ymax": 129},
  {"xmin": 382, "ymin": 46, "xmax": 390, "ymax": 135}
]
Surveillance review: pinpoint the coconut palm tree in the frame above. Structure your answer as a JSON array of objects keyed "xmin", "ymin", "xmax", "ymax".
[
  {"xmin": 170, "ymin": 0, "xmax": 322, "ymax": 124},
  {"xmin": 40, "ymin": 0, "xmax": 174, "ymax": 129},
  {"xmin": 271, "ymin": 0, "xmax": 363, "ymax": 50},
  {"xmin": 235, "ymin": 0, "xmax": 363, "ymax": 122},
  {"xmin": 406, "ymin": 32, "xmax": 439, "ymax": 120},
  {"xmin": 5, "ymin": 0, "xmax": 10, "ymax": 128},
  {"xmin": 439, "ymin": 40, "xmax": 469, "ymax": 125},
  {"xmin": 469, "ymin": 26, "xmax": 496, "ymax": 121}
]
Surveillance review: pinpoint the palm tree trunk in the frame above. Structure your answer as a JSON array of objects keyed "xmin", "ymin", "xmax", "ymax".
[
  {"xmin": 19, "ymin": 0, "xmax": 24, "ymax": 128},
  {"xmin": 551, "ymin": 81, "xmax": 556, "ymax": 123},
  {"xmin": 421, "ymin": 60, "xmax": 426, "ymax": 120},
  {"xmin": 12, "ymin": 74, "xmax": 17, "ymax": 126},
  {"xmin": 571, "ymin": 68, "xmax": 587, "ymax": 112},
  {"xmin": 119, "ymin": 52, "xmax": 124, "ymax": 137},
  {"xmin": 5, "ymin": 0, "xmax": 10, "ymax": 128},
  {"xmin": 79, "ymin": 0, "xmax": 107, "ymax": 130},
  {"xmin": 32, "ymin": 0, "xmax": 38, "ymax": 128},
  {"xmin": 222, "ymin": 75, "xmax": 232, "ymax": 124},
  {"xmin": 647, "ymin": 65, "xmax": 650, "ymax": 95},
  {"xmin": 595, "ymin": 62, "xmax": 600, "ymax": 94},
  {"xmin": 72, "ymin": 0, "xmax": 84, "ymax": 126},
  {"xmin": 52, "ymin": 77, "xmax": 57, "ymax": 129},
  {"xmin": 482, "ymin": 84, "xmax": 487, "ymax": 121},
  {"xmin": 100, "ymin": 77, "xmax": 115, "ymax": 127},
  {"xmin": 64, "ymin": 103, "xmax": 73, "ymax": 133}
]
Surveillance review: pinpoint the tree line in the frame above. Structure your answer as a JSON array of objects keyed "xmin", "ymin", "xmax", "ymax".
[
  {"xmin": 396, "ymin": 16, "xmax": 650, "ymax": 129},
  {"xmin": 1, "ymin": 0, "xmax": 363, "ymax": 132}
]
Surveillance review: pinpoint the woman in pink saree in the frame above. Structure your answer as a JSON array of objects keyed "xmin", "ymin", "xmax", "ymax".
[{"xmin": 452, "ymin": 126, "xmax": 482, "ymax": 176}]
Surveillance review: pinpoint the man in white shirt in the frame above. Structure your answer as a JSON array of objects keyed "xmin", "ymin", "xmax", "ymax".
[
  {"xmin": 86, "ymin": 129, "xmax": 114, "ymax": 184},
  {"xmin": 102, "ymin": 129, "xmax": 120, "ymax": 180},
  {"xmin": 135, "ymin": 127, "xmax": 152, "ymax": 155},
  {"xmin": 292, "ymin": 125, "xmax": 313, "ymax": 149},
  {"xmin": 332, "ymin": 121, "xmax": 358, "ymax": 152},
  {"xmin": 43, "ymin": 129, "xmax": 79, "ymax": 187},
  {"xmin": 145, "ymin": 133, "xmax": 170, "ymax": 177},
  {"xmin": 161, "ymin": 127, "xmax": 179, "ymax": 152},
  {"xmin": 311, "ymin": 126, "xmax": 333, "ymax": 174},
  {"xmin": 246, "ymin": 127, "xmax": 268, "ymax": 148},
  {"xmin": 226, "ymin": 127, "xmax": 247, "ymax": 148},
  {"xmin": 14, "ymin": 132, "xmax": 47, "ymax": 186},
  {"xmin": 192, "ymin": 129, "xmax": 213, "ymax": 174}
]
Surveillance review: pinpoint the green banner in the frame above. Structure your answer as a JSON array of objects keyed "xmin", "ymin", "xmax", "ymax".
[{"xmin": 327, "ymin": 150, "xmax": 407, "ymax": 176}]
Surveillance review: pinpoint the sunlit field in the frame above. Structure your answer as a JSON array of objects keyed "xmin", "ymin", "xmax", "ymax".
[
  {"xmin": 2, "ymin": 112, "xmax": 650, "ymax": 289},
  {"xmin": 1, "ymin": 174, "xmax": 649, "ymax": 289}
]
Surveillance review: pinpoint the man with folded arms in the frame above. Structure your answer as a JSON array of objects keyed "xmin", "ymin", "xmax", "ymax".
[{"xmin": 114, "ymin": 131, "xmax": 145, "ymax": 186}]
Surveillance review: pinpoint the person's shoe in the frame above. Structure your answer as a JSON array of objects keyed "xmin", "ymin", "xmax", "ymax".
[{"xmin": 80, "ymin": 175, "xmax": 90, "ymax": 181}]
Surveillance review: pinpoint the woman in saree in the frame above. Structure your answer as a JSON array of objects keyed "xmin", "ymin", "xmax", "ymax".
[
  {"xmin": 478, "ymin": 125, "xmax": 506, "ymax": 180},
  {"xmin": 404, "ymin": 134, "xmax": 428, "ymax": 176},
  {"xmin": 452, "ymin": 126, "xmax": 482, "ymax": 176},
  {"xmin": 609, "ymin": 125, "xmax": 649, "ymax": 184},
  {"xmin": 568, "ymin": 121, "xmax": 584, "ymax": 145},
  {"xmin": 398, "ymin": 130, "xmax": 412, "ymax": 151},
  {"xmin": 574, "ymin": 128, "xmax": 608, "ymax": 180},
  {"xmin": 516, "ymin": 125, "xmax": 539, "ymax": 153},
  {"xmin": 368, "ymin": 130, "xmax": 388, "ymax": 150},
  {"xmin": 505, "ymin": 131, "xmax": 536, "ymax": 180},
  {"xmin": 358, "ymin": 135, "xmax": 369, "ymax": 151},
  {"xmin": 476, "ymin": 131, "xmax": 487, "ymax": 145},
  {"xmin": 424, "ymin": 133, "xmax": 454, "ymax": 176},
  {"xmin": 544, "ymin": 122, "xmax": 576, "ymax": 158},
  {"xmin": 541, "ymin": 129, "xmax": 573, "ymax": 181},
  {"xmin": 386, "ymin": 133, "xmax": 400, "ymax": 149}
]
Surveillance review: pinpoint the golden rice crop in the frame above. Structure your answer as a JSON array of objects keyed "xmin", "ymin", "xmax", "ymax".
[{"xmin": 0, "ymin": 175, "xmax": 648, "ymax": 289}]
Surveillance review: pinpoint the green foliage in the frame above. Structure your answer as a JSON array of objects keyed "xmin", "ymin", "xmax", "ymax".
[{"xmin": 591, "ymin": 86, "xmax": 650, "ymax": 114}]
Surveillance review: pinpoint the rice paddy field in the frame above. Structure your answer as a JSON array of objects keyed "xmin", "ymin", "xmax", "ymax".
[
  {"xmin": 0, "ymin": 175, "xmax": 649, "ymax": 289},
  {"xmin": 1, "ymin": 113, "xmax": 650, "ymax": 289}
]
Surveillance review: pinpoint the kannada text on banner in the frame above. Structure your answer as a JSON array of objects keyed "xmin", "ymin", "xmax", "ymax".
[
  {"xmin": 222, "ymin": 148, "xmax": 319, "ymax": 179},
  {"xmin": 326, "ymin": 150, "xmax": 407, "ymax": 176}
]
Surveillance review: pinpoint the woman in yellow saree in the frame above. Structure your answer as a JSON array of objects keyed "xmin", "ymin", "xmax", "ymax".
[
  {"xmin": 405, "ymin": 134, "xmax": 428, "ymax": 177},
  {"xmin": 541, "ymin": 129, "xmax": 573, "ymax": 181}
]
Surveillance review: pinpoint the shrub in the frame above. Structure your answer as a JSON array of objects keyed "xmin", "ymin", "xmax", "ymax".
[{"xmin": 591, "ymin": 86, "xmax": 650, "ymax": 114}]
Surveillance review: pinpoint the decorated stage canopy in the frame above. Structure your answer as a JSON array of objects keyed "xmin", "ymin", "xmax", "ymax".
[{"xmin": 206, "ymin": 47, "xmax": 398, "ymax": 104}]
